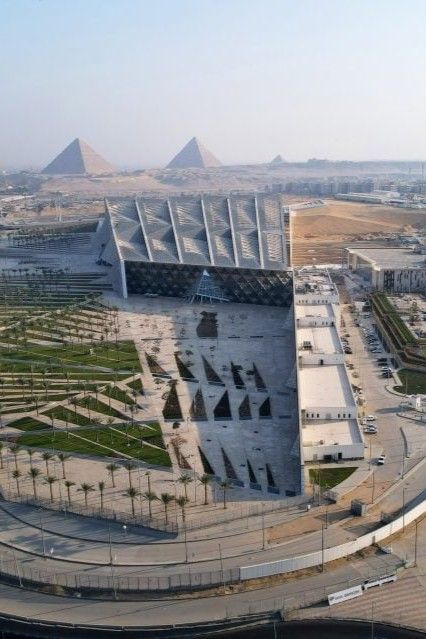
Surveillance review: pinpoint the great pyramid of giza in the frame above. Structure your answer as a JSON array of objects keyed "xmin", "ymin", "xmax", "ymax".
[
  {"xmin": 270, "ymin": 154, "xmax": 286, "ymax": 165},
  {"xmin": 166, "ymin": 137, "xmax": 221, "ymax": 169},
  {"xmin": 42, "ymin": 138, "xmax": 114, "ymax": 175}
]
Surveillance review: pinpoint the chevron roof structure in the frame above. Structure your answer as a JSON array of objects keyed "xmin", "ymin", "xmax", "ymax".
[
  {"xmin": 98, "ymin": 193, "xmax": 290, "ymax": 271},
  {"xmin": 42, "ymin": 138, "xmax": 114, "ymax": 175},
  {"xmin": 166, "ymin": 137, "xmax": 222, "ymax": 169}
]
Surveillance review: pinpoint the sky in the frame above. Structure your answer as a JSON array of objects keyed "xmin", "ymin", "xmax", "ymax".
[{"xmin": 2, "ymin": 0, "xmax": 426, "ymax": 170}]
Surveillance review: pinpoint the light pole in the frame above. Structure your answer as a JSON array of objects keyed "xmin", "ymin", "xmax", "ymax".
[
  {"xmin": 261, "ymin": 508, "xmax": 265, "ymax": 550},
  {"xmin": 403, "ymin": 486, "xmax": 409, "ymax": 532},
  {"xmin": 39, "ymin": 510, "xmax": 46, "ymax": 559},
  {"xmin": 218, "ymin": 542, "xmax": 225, "ymax": 592},
  {"xmin": 321, "ymin": 524, "xmax": 325, "ymax": 572}
]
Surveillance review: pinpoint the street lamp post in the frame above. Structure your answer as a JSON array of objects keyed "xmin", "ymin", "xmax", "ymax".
[{"xmin": 39, "ymin": 510, "xmax": 46, "ymax": 559}]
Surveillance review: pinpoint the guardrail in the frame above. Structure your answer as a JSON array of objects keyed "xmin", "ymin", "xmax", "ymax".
[{"xmin": 240, "ymin": 498, "xmax": 426, "ymax": 580}]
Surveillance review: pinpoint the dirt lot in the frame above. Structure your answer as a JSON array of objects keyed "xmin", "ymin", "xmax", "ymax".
[{"xmin": 291, "ymin": 200, "xmax": 425, "ymax": 265}]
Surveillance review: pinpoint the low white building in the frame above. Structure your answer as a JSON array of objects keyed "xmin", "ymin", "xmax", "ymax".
[
  {"xmin": 347, "ymin": 247, "xmax": 426, "ymax": 293},
  {"xmin": 295, "ymin": 268, "xmax": 364, "ymax": 462}
]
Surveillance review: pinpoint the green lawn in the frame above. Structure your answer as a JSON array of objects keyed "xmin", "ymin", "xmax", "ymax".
[
  {"xmin": 16, "ymin": 422, "xmax": 170, "ymax": 466},
  {"xmin": 126, "ymin": 378, "xmax": 143, "ymax": 393},
  {"xmin": 394, "ymin": 369, "xmax": 426, "ymax": 394},
  {"xmin": 6, "ymin": 416, "xmax": 49, "ymax": 431},
  {"xmin": 101, "ymin": 384, "xmax": 136, "ymax": 406},
  {"xmin": 44, "ymin": 406, "xmax": 96, "ymax": 426},
  {"xmin": 309, "ymin": 466, "xmax": 357, "ymax": 489},
  {"xmin": 76, "ymin": 396, "xmax": 124, "ymax": 418}
]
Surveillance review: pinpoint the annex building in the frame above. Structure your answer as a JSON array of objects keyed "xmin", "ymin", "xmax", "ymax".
[
  {"xmin": 347, "ymin": 246, "xmax": 426, "ymax": 293},
  {"xmin": 294, "ymin": 268, "xmax": 364, "ymax": 462},
  {"xmin": 95, "ymin": 194, "xmax": 293, "ymax": 305}
]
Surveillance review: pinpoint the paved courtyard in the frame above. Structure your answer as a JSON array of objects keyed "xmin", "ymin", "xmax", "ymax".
[{"xmin": 116, "ymin": 294, "xmax": 301, "ymax": 500}]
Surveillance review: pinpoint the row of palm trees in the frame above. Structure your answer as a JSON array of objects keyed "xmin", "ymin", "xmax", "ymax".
[{"xmin": 1, "ymin": 444, "xmax": 234, "ymax": 524}]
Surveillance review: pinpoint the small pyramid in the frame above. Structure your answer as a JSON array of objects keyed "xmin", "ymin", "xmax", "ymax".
[
  {"xmin": 270, "ymin": 154, "xmax": 285, "ymax": 165},
  {"xmin": 42, "ymin": 138, "xmax": 114, "ymax": 175},
  {"xmin": 166, "ymin": 137, "xmax": 221, "ymax": 169}
]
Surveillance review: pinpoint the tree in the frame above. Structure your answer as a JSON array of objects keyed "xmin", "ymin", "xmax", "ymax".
[
  {"xmin": 64, "ymin": 480, "xmax": 75, "ymax": 504},
  {"xmin": 123, "ymin": 461, "xmax": 137, "ymax": 489},
  {"xmin": 123, "ymin": 487, "xmax": 140, "ymax": 518},
  {"xmin": 142, "ymin": 491, "xmax": 158, "ymax": 520},
  {"xmin": 176, "ymin": 495, "xmax": 189, "ymax": 524},
  {"xmin": 57, "ymin": 453, "xmax": 69, "ymax": 479},
  {"xmin": 78, "ymin": 482, "xmax": 95, "ymax": 507},
  {"xmin": 28, "ymin": 467, "xmax": 41, "ymax": 499},
  {"xmin": 160, "ymin": 493, "xmax": 174, "ymax": 525},
  {"xmin": 98, "ymin": 481, "xmax": 106, "ymax": 511},
  {"xmin": 220, "ymin": 479, "xmax": 232, "ymax": 509},
  {"xmin": 199, "ymin": 474, "xmax": 212, "ymax": 506},
  {"xmin": 26, "ymin": 448, "xmax": 35, "ymax": 469},
  {"xmin": 44, "ymin": 475, "xmax": 58, "ymax": 502},
  {"xmin": 106, "ymin": 463, "xmax": 119, "ymax": 488},
  {"xmin": 41, "ymin": 451, "xmax": 54, "ymax": 475},
  {"xmin": 12, "ymin": 469, "xmax": 22, "ymax": 497},
  {"xmin": 178, "ymin": 473, "xmax": 193, "ymax": 501},
  {"xmin": 9, "ymin": 444, "xmax": 21, "ymax": 471}
]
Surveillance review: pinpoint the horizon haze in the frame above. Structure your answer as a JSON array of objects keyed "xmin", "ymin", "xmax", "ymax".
[{"xmin": 2, "ymin": 0, "xmax": 426, "ymax": 170}]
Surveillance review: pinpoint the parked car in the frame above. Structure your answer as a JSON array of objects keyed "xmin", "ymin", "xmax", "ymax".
[
  {"xmin": 364, "ymin": 427, "xmax": 377, "ymax": 434},
  {"xmin": 366, "ymin": 415, "xmax": 376, "ymax": 421},
  {"xmin": 377, "ymin": 454, "xmax": 386, "ymax": 465}
]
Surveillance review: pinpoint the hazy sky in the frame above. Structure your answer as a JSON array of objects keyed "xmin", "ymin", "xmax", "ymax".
[{"xmin": 2, "ymin": 0, "xmax": 426, "ymax": 170}]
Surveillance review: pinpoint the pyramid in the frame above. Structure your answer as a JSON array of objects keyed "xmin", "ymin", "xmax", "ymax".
[
  {"xmin": 166, "ymin": 137, "xmax": 221, "ymax": 169},
  {"xmin": 42, "ymin": 138, "xmax": 114, "ymax": 175},
  {"xmin": 270, "ymin": 154, "xmax": 285, "ymax": 165}
]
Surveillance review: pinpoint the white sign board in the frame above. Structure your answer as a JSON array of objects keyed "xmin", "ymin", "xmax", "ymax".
[{"xmin": 328, "ymin": 585, "xmax": 363, "ymax": 606}]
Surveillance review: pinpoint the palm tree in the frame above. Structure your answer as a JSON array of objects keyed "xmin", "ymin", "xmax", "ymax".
[
  {"xmin": 9, "ymin": 444, "xmax": 21, "ymax": 471},
  {"xmin": 160, "ymin": 493, "xmax": 174, "ymax": 525},
  {"xmin": 123, "ymin": 461, "xmax": 137, "ymax": 489},
  {"xmin": 199, "ymin": 474, "xmax": 212, "ymax": 506},
  {"xmin": 98, "ymin": 481, "xmax": 106, "ymax": 511},
  {"xmin": 41, "ymin": 451, "xmax": 53, "ymax": 475},
  {"xmin": 64, "ymin": 480, "xmax": 75, "ymax": 504},
  {"xmin": 123, "ymin": 487, "xmax": 140, "ymax": 518},
  {"xmin": 26, "ymin": 448, "xmax": 35, "ymax": 469},
  {"xmin": 44, "ymin": 475, "xmax": 58, "ymax": 502},
  {"xmin": 57, "ymin": 452, "xmax": 69, "ymax": 479},
  {"xmin": 78, "ymin": 482, "xmax": 95, "ymax": 507},
  {"xmin": 0, "ymin": 442, "xmax": 4, "ymax": 469},
  {"xmin": 28, "ymin": 467, "xmax": 41, "ymax": 499},
  {"xmin": 145, "ymin": 470, "xmax": 152, "ymax": 494},
  {"xmin": 142, "ymin": 491, "xmax": 158, "ymax": 520},
  {"xmin": 12, "ymin": 469, "xmax": 22, "ymax": 496},
  {"xmin": 178, "ymin": 474, "xmax": 193, "ymax": 502},
  {"xmin": 176, "ymin": 495, "xmax": 189, "ymax": 524},
  {"xmin": 106, "ymin": 463, "xmax": 119, "ymax": 488},
  {"xmin": 220, "ymin": 479, "xmax": 232, "ymax": 509}
]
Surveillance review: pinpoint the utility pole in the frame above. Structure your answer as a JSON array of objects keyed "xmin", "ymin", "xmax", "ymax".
[
  {"xmin": 371, "ymin": 471, "xmax": 376, "ymax": 504},
  {"xmin": 321, "ymin": 524, "xmax": 325, "ymax": 572}
]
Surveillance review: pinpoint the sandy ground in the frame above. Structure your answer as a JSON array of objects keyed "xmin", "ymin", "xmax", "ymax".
[{"xmin": 291, "ymin": 200, "xmax": 426, "ymax": 265}]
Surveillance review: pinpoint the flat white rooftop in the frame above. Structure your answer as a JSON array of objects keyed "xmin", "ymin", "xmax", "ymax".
[
  {"xmin": 295, "ymin": 304, "xmax": 335, "ymax": 320},
  {"xmin": 299, "ymin": 365, "xmax": 355, "ymax": 408},
  {"xmin": 302, "ymin": 419, "xmax": 362, "ymax": 447},
  {"xmin": 298, "ymin": 325, "xmax": 342, "ymax": 354},
  {"xmin": 348, "ymin": 247, "xmax": 426, "ymax": 270}
]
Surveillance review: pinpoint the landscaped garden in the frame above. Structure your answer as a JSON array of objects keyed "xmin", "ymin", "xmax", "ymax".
[
  {"xmin": 394, "ymin": 369, "xmax": 426, "ymax": 395},
  {"xmin": 15, "ymin": 422, "xmax": 171, "ymax": 467},
  {"xmin": 309, "ymin": 466, "xmax": 357, "ymax": 489},
  {"xmin": 0, "ymin": 272, "xmax": 170, "ymax": 469}
]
